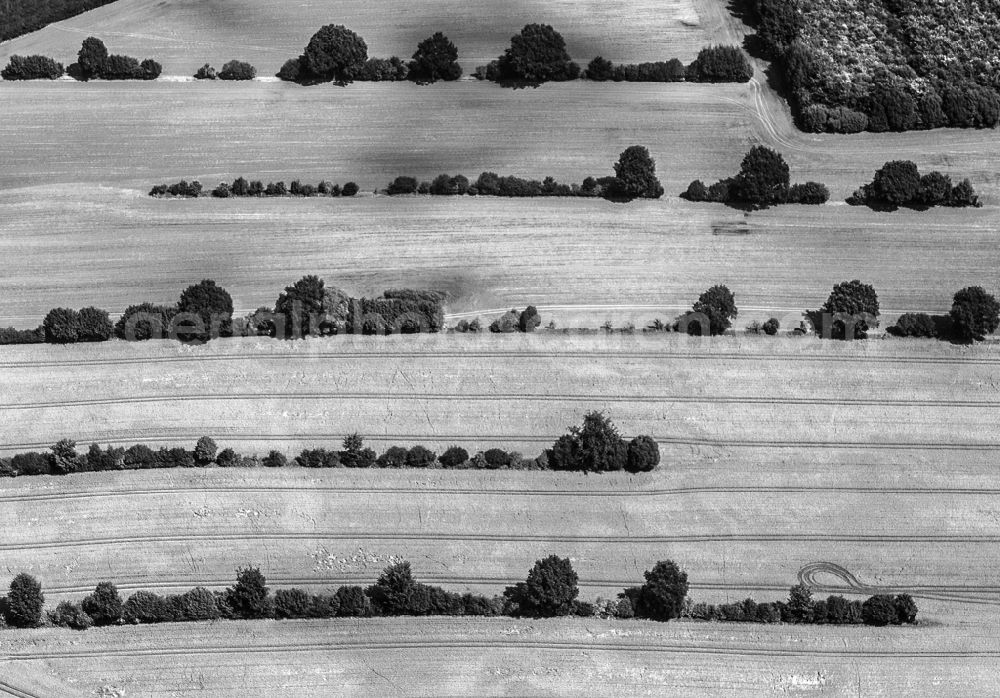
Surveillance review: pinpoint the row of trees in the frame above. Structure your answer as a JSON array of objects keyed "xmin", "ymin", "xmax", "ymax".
[
  {"xmin": 847, "ymin": 160, "xmax": 980, "ymax": 210},
  {"xmin": 149, "ymin": 178, "xmax": 360, "ymax": 198},
  {"xmin": 278, "ymin": 28, "xmax": 462, "ymax": 85},
  {"xmin": 584, "ymin": 46, "xmax": 752, "ymax": 84},
  {"xmin": 2, "ymin": 38, "xmax": 161, "ymax": 81},
  {"xmin": 685, "ymin": 583, "xmax": 918, "ymax": 626},
  {"xmin": 683, "ymin": 146, "xmax": 829, "ymax": 209},
  {"xmin": 381, "ymin": 146, "xmax": 664, "ymax": 202},
  {"xmin": 0, "ymin": 413, "xmax": 660, "ymax": 478}
]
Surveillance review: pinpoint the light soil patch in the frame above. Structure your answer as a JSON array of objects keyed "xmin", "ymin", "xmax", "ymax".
[{"xmin": 5, "ymin": 616, "xmax": 1000, "ymax": 696}]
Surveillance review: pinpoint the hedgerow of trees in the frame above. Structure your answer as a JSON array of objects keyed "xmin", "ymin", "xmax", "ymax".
[
  {"xmin": 744, "ymin": 0, "xmax": 1000, "ymax": 133},
  {"xmin": 1, "ymin": 54, "xmax": 64, "ymax": 80},
  {"xmin": 584, "ymin": 46, "xmax": 751, "ymax": 84},
  {"xmin": 150, "ymin": 177, "xmax": 359, "ymax": 198},
  {"xmin": 0, "ymin": 559, "xmax": 919, "ymax": 630},
  {"xmin": 847, "ymin": 161, "xmax": 980, "ymax": 210},
  {"xmin": 682, "ymin": 146, "xmax": 828, "ymax": 209}
]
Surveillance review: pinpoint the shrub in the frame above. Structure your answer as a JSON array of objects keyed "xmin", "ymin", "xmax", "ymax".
[
  {"xmin": 82, "ymin": 581, "xmax": 123, "ymax": 626},
  {"xmin": 635, "ymin": 560, "xmax": 688, "ymax": 621},
  {"xmin": 686, "ymin": 46, "xmax": 752, "ymax": 83},
  {"xmin": 274, "ymin": 588, "xmax": 314, "ymax": 619},
  {"xmin": 549, "ymin": 411, "xmax": 628, "ymax": 473},
  {"xmin": 301, "ymin": 24, "xmax": 368, "ymax": 83},
  {"xmin": 0, "ymin": 326, "xmax": 44, "ymax": 345},
  {"xmin": 951, "ymin": 286, "xmax": 1000, "ymax": 342},
  {"xmin": 585, "ymin": 56, "xmax": 614, "ymax": 81},
  {"xmin": 375, "ymin": 446, "xmax": 407, "ymax": 469},
  {"xmin": 261, "ymin": 451, "xmax": 288, "ymax": 468},
  {"xmin": 495, "ymin": 24, "xmax": 578, "ymax": 83},
  {"xmin": 409, "ymin": 32, "xmax": 462, "ymax": 82},
  {"xmin": 49, "ymin": 601, "xmax": 92, "ymax": 630},
  {"xmin": 387, "ymin": 176, "xmax": 418, "ymax": 195},
  {"xmin": 950, "ymin": 178, "xmax": 980, "ymax": 207},
  {"xmin": 894, "ymin": 594, "xmax": 918, "ymax": 624},
  {"xmin": 820, "ymin": 280, "xmax": 880, "ymax": 340},
  {"xmin": 6, "ymin": 573, "xmax": 44, "ymax": 627},
  {"xmin": 78, "ymin": 306, "xmax": 113, "ymax": 342},
  {"xmin": 762, "ymin": 318, "xmax": 780, "ymax": 335},
  {"xmin": 505, "ymin": 555, "xmax": 579, "ymax": 617},
  {"xmin": 194, "ymin": 64, "xmax": 216, "ymax": 80},
  {"xmin": 682, "ymin": 180, "xmax": 708, "ymax": 202},
  {"xmin": 481, "ymin": 448, "xmax": 510, "ymax": 469},
  {"xmin": 277, "ymin": 57, "xmax": 302, "ymax": 82},
  {"xmin": 786, "ymin": 181, "xmax": 829, "ymax": 204},
  {"xmin": 438, "ymin": 446, "xmax": 469, "ymax": 468},
  {"xmin": 181, "ymin": 586, "xmax": 219, "ymax": 621},
  {"xmin": 219, "ymin": 60, "xmax": 256, "ymax": 81},
  {"xmin": 406, "ymin": 445, "xmax": 437, "ymax": 468},
  {"xmin": 216, "ymin": 448, "xmax": 239, "ymax": 467},
  {"xmin": 43, "ymin": 307, "xmax": 81, "ymax": 343},
  {"xmin": 611, "ymin": 146, "xmax": 664, "ymax": 200},
  {"xmin": 2, "ymin": 54, "xmax": 64, "ymax": 80},
  {"xmin": 115, "ymin": 303, "xmax": 176, "ymax": 341},
  {"xmin": 357, "ymin": 56, "xmax": 408, "ymax": 81},
  {"xmin": 227, "ymin": 566, "xmax": 272, "ymax": 619},
  {"xmin": 862, "ymin": 594, "xmax": 897, "ymax": 626},
  {"xmin": 49, "ymin": 439, "xmax": 81, "ymax": 475},
  {"xmin": 626, "ymin": 435, "xmax": 660, "ymax": 473},
  {"xmin": 140, "ymin": 59, "xmax": 162, "ymax": 80},
  {"xmin": 890, "ymin": 313, "xmax": 937, "ymax": 338},
  {"xmin": 335, "ymin": 585, "xmax": 371, "ymax": 616},
  {"xmin": 193, "ymin": 436, "xmax": 218, "ymax": 465},
  {"xmin": 342, "ymin": 182, "xmax": 359, "ymax": 196}
]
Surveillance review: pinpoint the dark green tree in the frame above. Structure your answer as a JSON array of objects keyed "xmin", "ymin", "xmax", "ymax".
[
  {"xmin": 548, "ymin": 411, "xmax": 628, "ymax": 472},
  {"xmin": 274, "ymin": 588, "xmax": 313, "ymax": 619},
  {"xmin": 611, "ymin": 145, "xmax": 664, "ymax": 200},
  {"xmin": 626, "ymin": 435, "xmax": 660, "ymax": 473},
  {"xmin": 78, "ymin": 306, "xmax": 113, "ymax": 342},
  {"xmin": 302, "ymin": 25, "xmax": 368, "ymax": 83},
  {"xmin": 49, "ymin": 438, "xmax": 81, "ymax": 475},
  {"xmin": 862, "ymin": 594, "xmax": 897, "ymax": 626},
  {"xmin": 6, "ymin": 573, "xmax": 44, "ymax": 627},
  {"xmin": 335, "ymin": 585, "xmax": 372, "ymax": 616},
  {"xmin": 635, "ymin": 560, "xmax": 689, "ymax": 621},
  {"xmin": 506, "ymin": 555, "xmax": 579, "ymax": 617},
  {"xmin": 894, "ymin": 594, "xmax": 918, "ymax": 624},
  {"xmin": 193, "ymin": 436, "xmax": 218, "ymax": 465},
  {"xmin": 733, "ymin": 146, "xmax": 790, "ymax": 208},
  {"xmin": 950, "ymin": 286, "xmax": 1000, "ymax": 342},
  {"xmin": 366, "ymin": 562, "xmax": 417, "ymax": 615},
  {"xmin": 871, "ymin": 160, "xmax": 921, "ymax": 206},
  {"xmin": 691, "ymin": 285, "xmax": 738, "ymax": 336},
  {"xmin": 226, "ymin": 566, "xmax": 272, "ymax": 619},
  {"xmin": 787, "ymin": 583, "xmax": 814, "ymax": 623},
  {"xmin": 82, "ymin": 581, "xmax": 123, "ymax": 625},
  {"xmin": 409, "ymin": 32, "xmax": 462, "ymax": 82},
  {"xmin": 274, "ymin": 275, "xmax": 349, "ymax": 338},
  {"xmin": 43, "ymin": 307, "xmax": 81, "ymax": 343},
  {"xmin": 820, "ymin": 280, "xmax": 880, "ymax": 339},
  {"xmin": 77, "ymin": 36, "xmax": 107, "ymax": 78},
  {"xmin": 496, "ymin": 24, "xmax": 578, "ymax": 83},
  {"xmin": 178, "ymin": 279, "xmax": 234, "ymax": 341}
]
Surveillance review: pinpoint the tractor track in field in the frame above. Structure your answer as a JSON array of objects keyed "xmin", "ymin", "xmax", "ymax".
[
  {"xmin": 4, "ymin": 392, "xmax": 999, "ymax": 411},
  {"xmin": 3, "ymin": 483, "xmax": 996, "ymax": 504},
  {"xmin": 8, "ymin": 638, "xmax": 1000, "ymax": 662},
  {"xmin": 0, "ymin": 683, "xmax": 42, "ymax": 698},
  {"xmin": 6, "ymin": 531, "xmax": 1000, "ymax": 553},
  {"xmin": 2, "ymin": 348, "xmax": 1000, "ymax": 370}
]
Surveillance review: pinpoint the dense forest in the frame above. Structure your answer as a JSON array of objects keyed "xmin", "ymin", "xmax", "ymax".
[{"xmin": 0, "ymin": 0, "xmax": 118, "ymax": 43}]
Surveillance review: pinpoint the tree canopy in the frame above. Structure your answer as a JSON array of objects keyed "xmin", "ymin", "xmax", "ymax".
[
  {"xmin": 496, "ymin": 24, "xmax": 579, "ymax": 83},
  {"xmin": 409, "ymin": 32, "xmax": 462, "ymax": 82},
  {"xmin": 302, "ymin": 24, "xmax": 368, "ymax": 83},
  {"xmin": 820, "ymin": 280, "xmax": 880, "ymax": 339},
  {"xmin": 612, "ymin": 145, "xmax": 664, "ymax": 200},
  {"xmin": 951, "ymin": 286, "xmax": 1000, "ymax": 342},
  {"xmin": 636, "ymin": 560, "xmax": 689, "ymax": 621}
]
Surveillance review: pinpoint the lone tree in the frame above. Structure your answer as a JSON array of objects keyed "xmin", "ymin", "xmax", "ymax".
[
  {"xmin": 549, "ymin": 411, "xmax": 628, "ymax": 472},
  {"xmin": 820, "ymin": 280, "xmax": 880, "ymax": 339},
  {"xmin": 611, "ymin": 146, "xmax": 664, "ymax": 200},
  {"xmin": 950, "ymin": 286, "xmax": 1000, "ymax": 342},
  {"xmin": 635, "ymin": 560, "xmax": 689, "ymax": 621},
  {"xmin": 505, "ymin": 555, "xmax": 579, "ymax": 617},
  {"xmin": 82, "ymin": 581, "xmax": 123, "ymax": 626},
  {"xmin": 227, "ymin": 566, "xmax": 271, "ymax": 619},
  {"xmin": 409, "ymin": 32, "xmax": 462, "ymax": 82},
  {"xmin": 894, "ymin": 594, "xmax": 918, "ymax": 624},
  {"xmin": 77, "ymin": 36, "xmax": 108, "ymax": 78},
  {"xmin": 6, "ymin": 573, "xmax": 44, "ymax": 627},
  {"xmin": 733, "ymin": 146, "xmax": 790, "ymax": 208},
  {"xmin": 302, "ymin": 25, "xmax": 368, "ymax": 83},
  {"xmin": 690, "ymin": 284, "xmax": 738, "ymax": 336},
  {"xmin": 496, "ymin": 24, "xmax": 578, "ymax": 83}
]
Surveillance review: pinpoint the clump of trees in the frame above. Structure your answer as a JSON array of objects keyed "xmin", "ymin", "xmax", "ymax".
[
  {"xmin": 277, "ymin": 24, "xmax": 368, "ymax": 84},
  {"xmin": 68, "ymin": 37, "xmax": 161, "ymax": 80},
  {"xmin": 41, "ymin": 306, "xmax": 113, "ymax": 344},
  {"xmin": 807, "ymin": 280, "xmax": 880, "ymax": 340},
  {"xmin": 476, "ymin": 24, "xmax": 580, "ymax": 84},
  {"xmin": 683, "ymin": 146, "xmax": 828, "ymax": 209},
  {"xmin": 547, "ymin": 411, "xmax": 660, "ymax": 473},
  {"xmin": 151, "ymin": 177, "xmax": 358, "ymax": 198},
  {"xmin": 685, "ymin": 46, "xmax": 753, "ymax": 83},
  {"xmin": 355, "ymin": 57, "xmax": 408, "ymax": 81},
  {"xmin": 847, "ymin": 161, "xmax": 980, "ymax": 210},
  {"xmin": 218, "ymin": 60, "xmax": 256, "ymax": 81},
  {"xmin": 408, "ymin": 32, "xmax": 462, "ymax": 83},
  {"xmin": 483, "ymin": 306, "xmax": 541, "ymax": 333},
  {"xmin": 585, "ymin": 57, "xmax": 686, "ymax": 82},
  {"xmin": 951, "ymin": 286, "xmax": 1000, "ymax": 343},
  {"xmin": 1, "ymin": 54, "xmax": 64, "ymax": 80}
]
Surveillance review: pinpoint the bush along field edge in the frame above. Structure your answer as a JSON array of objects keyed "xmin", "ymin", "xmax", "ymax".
[{"xmin": 0, "ymin": 557, "xmax": 918, "ymax": 631}]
